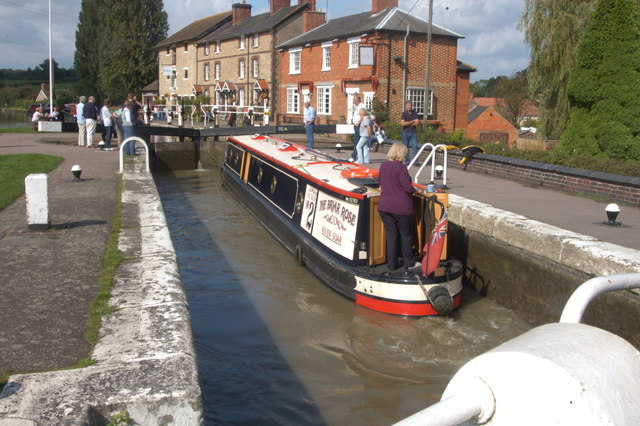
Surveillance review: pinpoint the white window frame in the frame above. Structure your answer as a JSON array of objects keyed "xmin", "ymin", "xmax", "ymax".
[
  {"xmin": 183, "ymin": 67, "xmax": 188, "ymax": 80},
  {"xmin": 204, "ymin": 42, "xmax": 210, "ymax": 55},
  {"xmin": 321, "ymin": 42, "xmax": 331, "ymax": 71},
  {"xmin": 253, "ymin": 34, "xmax": 259, "ymax": 47},
  {"xmin": 289, "ymin": 48, "xmax": 301, "ymax": 75},
  {"xmin": 239, "ymin": 35, "xmax": 245, "ymax": 50},
  {"xmin": 252, "ymin": 58, "xmax": 259, "ymax": 78},
  {"xmin": 214, "ymin": 62, "xmax": 220, "ymax": 80},
  {"xmin": 317, "ymin": 86, "xmax": 332, "ymax": 115},
  {"xmin": 204, "ymin": 63, "xmax": 210, "ymax": 81},
  {"xmin": 405, "ymin": 87, "xmax": 434, "ymax": 116},
  {"xmin": 239, "ymin": 88, "xmax": 245, "ymax": 106},
  {"xmin": 287, "ymin": 87, "xmax": 299, "ymax": 114},
  {"xmin": 239, "ymin": 59, "xmax": 245, "ymax": 79},
  {"xmin": 215, "ymin": 41, "xmax": 220, "ymax": 53},
  {"xmin": 348, "ymin": 37, "xmax": 360, "ymax": 69}
]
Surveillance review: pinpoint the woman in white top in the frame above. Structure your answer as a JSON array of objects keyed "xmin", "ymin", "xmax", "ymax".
[
  {"xmin": 121, "ymin": 100, "xmax": 136, "ymax": 155},
  {"xmin": 101, "ymin": 98, "xmax": 114, "ymax": 150}
]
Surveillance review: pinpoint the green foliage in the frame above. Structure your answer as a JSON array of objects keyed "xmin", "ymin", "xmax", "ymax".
[
  {"xmin": 107, "ymin": 411, "xmax": 133, "ymax": 426},
  {"xmin": 520, "ymin": 0, "xmax": 597, "ymax": 138},
  {"xmin": 371, "ymin": 97, "xmax": 389, "ymax": 122},
  {"xmin": 470, "ymin": 76, "xmax": 508, "ymax": 97},
  {"xmin": 0, "ymin": 154, "xmax": 63, "ymax": 210},
  {"xmin": 75, "ymin": 0, "xmax": 168, "ymax": 101},
  {"xmin": 493, "ymin": 70, "xmax": 529, "ymax": 127},
  {"xmin": 561, "ymin": 0, "xmax": 640, "ymax": 161}
]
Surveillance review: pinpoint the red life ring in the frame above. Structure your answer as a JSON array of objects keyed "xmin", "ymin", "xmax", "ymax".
[{"xmin": 340, "ymin": 166, "xmax": 379, "ymax": 179}]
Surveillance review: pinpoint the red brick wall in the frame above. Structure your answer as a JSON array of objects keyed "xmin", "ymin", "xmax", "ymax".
[
  {"xmin": 466, "ymin": 107, "xmax": 518, "ymax": 145},
  {"xmin": 277, "ymin": 30, "xmax": 467, "ymax": 130}
]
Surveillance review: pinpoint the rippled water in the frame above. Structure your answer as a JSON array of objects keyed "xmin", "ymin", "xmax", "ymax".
[
  {"xmin": 0, "ymin": 110, "xmax": 31, "ymax": 129},
  {"xmin": 154, "ymin": 168, "xmax": 532, "ymax": 425}
]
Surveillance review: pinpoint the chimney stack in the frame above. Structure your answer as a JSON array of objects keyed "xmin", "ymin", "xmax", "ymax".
[
  {"xmin": 270, "ymin": 0, "xmax": 291, "ymax": 14},
  {"xmin": 303, "ymin": 10, "xmax": 325, "ymax": 33},
  {"xmin": 301, "ymin": 0, "xmax": 316, "ymax": 10},
  {"xmin": 232, "ymin": 2, "xmax": 252, "ymax": 24},
  {"xmin": 371, "ymin": 0, "xmax": 398, "ymax": 14}
]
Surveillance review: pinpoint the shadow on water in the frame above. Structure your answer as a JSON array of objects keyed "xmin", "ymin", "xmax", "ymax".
[{"xmin": 154, "ymin": 169, "xmax": 326, "ymax": 425}]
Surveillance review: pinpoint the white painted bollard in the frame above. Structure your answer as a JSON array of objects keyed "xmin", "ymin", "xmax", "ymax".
[
  {"xmin": 25, "ymin": 173, "xmax": 50, "ymax": 230},
  {"xmin": 178, "ymin": 106, "xmax": 183, "ymax": 127}
]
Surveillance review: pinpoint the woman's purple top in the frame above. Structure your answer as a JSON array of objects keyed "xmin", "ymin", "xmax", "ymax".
[{"xmin": 378, "ymin": 160, "xmax": 415, "ymax": 216}]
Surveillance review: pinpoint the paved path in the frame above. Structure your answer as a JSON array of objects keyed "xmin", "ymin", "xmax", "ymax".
[{"xmin": 0, "ymin": 132, "xmax": 120, "ymax": 375}]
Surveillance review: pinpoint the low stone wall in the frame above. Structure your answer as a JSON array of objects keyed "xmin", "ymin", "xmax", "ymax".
[
  {"xmin": 448, "ymin": 195, "xmax": 640, "ymax": 349},
  {"xmin": 0, "ymin": 160, "xmax": 202, "ymax": 424}
]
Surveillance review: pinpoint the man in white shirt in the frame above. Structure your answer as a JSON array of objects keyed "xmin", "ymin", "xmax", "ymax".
[{"xmin": 349, "ymin": 95, "xmax": 366, "ymax": 162}]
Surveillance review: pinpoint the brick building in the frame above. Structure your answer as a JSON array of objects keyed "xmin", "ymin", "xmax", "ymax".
[
  {"xmin": 275, "ymin": 0, "xmax": 474, "ymax": 130},
  {"xmin": 195, "ymin": 1, "xmax": 325, "ymax": 114},
  {"xmin": 155, "ymin": 11, "xmax": 232, "ymax": 102},
  {"xmin": 466, "ymin": 105, "xmax": 518, "ymax": 146}
]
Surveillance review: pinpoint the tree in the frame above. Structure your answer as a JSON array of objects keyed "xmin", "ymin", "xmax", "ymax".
[
  {"xmin": 560, "ymin": 0, "xmax": 640, "ymax": 161},
  {"xmin": 470, "ymin": 76, "xmax": 507, "ymax": 98},
  {"xmin": 74, "ymin": 0, "xmax": 101, "ymax": 96},
  {"xmin": 493, "ymin": 70, "xmax": 529, "ymax": 128},
  {"xmin": 519, "ymin": 0, "xmax": 597, "ymax": 138},
  {"xmin": 74, "ymin": 0, "xmax": 168, "ymax": 101}
]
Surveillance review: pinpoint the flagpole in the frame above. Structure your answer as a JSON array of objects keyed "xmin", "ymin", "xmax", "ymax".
[
  {"xmin": 48, "ymin": 0, "xmax": 53, "ymax": 115},
  {"xmin": 422, "ymin": 0, "xmax": 432, "ymax": 129}
]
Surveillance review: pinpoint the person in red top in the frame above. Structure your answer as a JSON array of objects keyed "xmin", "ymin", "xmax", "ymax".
[{"xmin": 378, "ymin": 142, "xmax": 416, "ymax": 273}]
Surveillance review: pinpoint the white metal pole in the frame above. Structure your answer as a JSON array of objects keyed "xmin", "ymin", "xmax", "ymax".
[{"xmin": 48, "ymin": 0, "xmax": 54, "ymax": 115}]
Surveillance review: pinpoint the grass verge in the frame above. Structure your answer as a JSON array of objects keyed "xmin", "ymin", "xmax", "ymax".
[
  {"xmin": 0, "ymin": 127, "xmax": 36, "ymax": 133},
  {"xmin": 75, "ymin": 178, "xmax": 125, "ymax": 367},
  {"xmin": 0, "ymin": 154, "xmax": 64, "ymax": 210}
]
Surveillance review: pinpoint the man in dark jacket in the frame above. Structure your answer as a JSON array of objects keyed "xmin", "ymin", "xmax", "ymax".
[{"xmin": 84, "ymin": 95, "xmax": 98, "ymax": 147}]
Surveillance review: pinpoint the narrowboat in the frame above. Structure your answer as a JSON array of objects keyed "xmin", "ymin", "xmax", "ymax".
[{"xmin": 221, "ymin": 134, "xmax": 463, "ymax": 316}]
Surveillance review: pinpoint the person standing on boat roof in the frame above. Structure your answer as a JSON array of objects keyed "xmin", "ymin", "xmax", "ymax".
[
  {"xmin": 400, "ymin": 101, "xmax": 421, "ymax": 165},
  {"xmin": 304, "ymin": 100, "xmax": 316, "ymax": 149},
  {"xmin": 378, "ymin": 142, "xmax": 416, "ymax": 273}
]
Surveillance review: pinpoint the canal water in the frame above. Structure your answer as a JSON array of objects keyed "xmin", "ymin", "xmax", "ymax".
[
  {"xmin": 0, "ymin": 109, "xmax": 31, "ymax": 129},
  {"xmin": 154, "ymin": 168, "xmax": 532, "ymax": 425}
]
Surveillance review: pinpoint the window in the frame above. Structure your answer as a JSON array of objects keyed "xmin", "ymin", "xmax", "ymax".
[
  {"xmin": 239, "ymin": 35, "xmax": 245, "ymax": 50},
  {"xmin": 363, "ymin": 92, "xmax": 374, "ymax": 111},
  {"xmin": 405, "ymin": 88, "xmax": 434, "ymax": 116},
  {"xmin": 239, "ymin": 60, "xmax": 245, "ymax": 79},
  {"xmin": 239, "ymin": 88, "xmax": 245, "ymax": 106},
  {"xmin": 253, "ymin": 34, "xmax": 259, "ymax": 47},
  {"xmin": 215, "ymin": 41, "xmax": 220, "ymax": 53},
  {"xmin": 215, "ymin": 91, "xmax": 221, "ymax": 105},
  {"xmin": 183, "ymin": 67, "xmax": 188, "ymax": 79},
  {"xmin": 322, "ymin": 43, "xmax": 331, "ymax": 71},
  {"xmin": 215, "ymin": 62, "xmax": 220, "ymax": 80},
  {"xmin": 348, "ymin": 37, "xmax": 360, "ymax": 68},
  {"xmin": 205, "ymin": 42, "xmax": 210, "ymax": 55},
  {"xmin": 252, "ymin": 58, "xmax": 259, "ymax": 78},
  {"xmin": 287, "ymin": 87, "xmax": 299, "ymax": 113},
  {"xmin": 204, "ymin": 63, "xmax": 210, "ymax": 81},
  {"xmin": 184, "ymin": 42, "xmax": 189, "ymax": 53},
  {"xmin": 289, "ymin": 48, "xmax": 301, "ymax": 74},
  {"xmin": 317, "ymin": 86, "xmax": 331, "ymax": 115},
  {"xmin": 166, "ymin": 47, "xmax": 170, "ymax": 56}
]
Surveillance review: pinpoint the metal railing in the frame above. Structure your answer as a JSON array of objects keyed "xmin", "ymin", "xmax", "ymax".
[{"xmin": 409, "ymin": 143, "xmax": 448, "ymax": 186}]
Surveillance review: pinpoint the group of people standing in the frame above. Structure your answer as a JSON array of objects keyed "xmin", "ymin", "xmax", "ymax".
[{"xmin": 74, "ymin": 93, "xmax": 142, "ymax": 155}]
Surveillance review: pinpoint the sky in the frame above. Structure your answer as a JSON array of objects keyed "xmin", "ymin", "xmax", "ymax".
[{"xmin": 0, "ymin": 0, "xmax": 530, "ymax": 82}]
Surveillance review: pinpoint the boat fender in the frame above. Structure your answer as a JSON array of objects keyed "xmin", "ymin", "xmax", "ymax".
[
  {"xmin": 427, "ymin": 285, "xmax": 453, "ymax": 316},
  {"xmin": 295, "ymin": 242, "xmax": 305, "ymax": 266}
]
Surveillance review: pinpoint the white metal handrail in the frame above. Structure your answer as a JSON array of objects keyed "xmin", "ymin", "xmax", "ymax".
[
  {"xmin": 118, "ymin": 136, "xmax": 150, "ymax": 174},
  {"xmin": 411, "ymin": 143, "xmax": 448, "ymax": 186},
  {"xmin": 560, "ymin": 273, "xmax": 640, "ymax": 323}
]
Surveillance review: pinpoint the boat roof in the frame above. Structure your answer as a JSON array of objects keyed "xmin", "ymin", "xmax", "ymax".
[{"xmin": 230, "ymin": 134, "xmax": 378, "ymax": 196}]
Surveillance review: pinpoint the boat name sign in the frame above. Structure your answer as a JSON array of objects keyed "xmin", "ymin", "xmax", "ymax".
[{"xmin": 310, "ymin": 190, "xmax": 359, "ymax": 260}]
